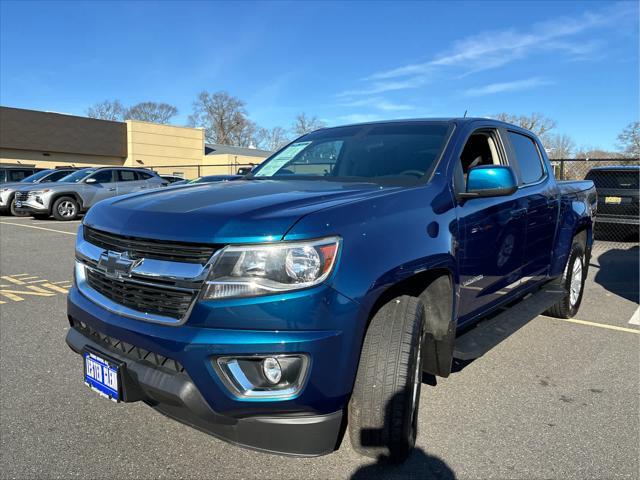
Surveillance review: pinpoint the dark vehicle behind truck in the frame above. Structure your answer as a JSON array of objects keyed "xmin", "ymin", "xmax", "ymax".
[
  {"xmin": 66, "ymin": 118, "xmax": 595, "ymax": 462},
  {"xmin": 585, "ymin": 165, "xmax": 639, "ymax": 238}
]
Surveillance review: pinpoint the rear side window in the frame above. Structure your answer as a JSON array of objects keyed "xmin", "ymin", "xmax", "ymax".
[
  {"xmin": 508, "ymin": 132, "xmax": 545, "ymax": 184},
  {"xmin": 586, "ymin": 171, "xmax": 640, "ymax": 190},
  {"xmin": 136, "ymin": 171, "xmax": 153, "ymax": 180},
  {"xmin": 117, "ymin": 170, "xmax": 137, "ymax": 182},
  {"xmin": 8, "ymin": 169, "xmax": 31, "ymax": 181}
]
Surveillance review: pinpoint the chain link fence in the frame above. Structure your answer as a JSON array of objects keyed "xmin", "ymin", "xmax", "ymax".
[{"xmin": 553, "ymin": 158, "xmax": 639, "ymax": 249}]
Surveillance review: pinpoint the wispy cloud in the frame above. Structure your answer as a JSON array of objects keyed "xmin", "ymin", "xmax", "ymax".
[
  {"xmin": 338, "ymin": 97, "xmax": 415, "ymax": 111},
  {"xmin": 338, "ymin": 113, "xmax": 384, "ymax": 124},
  {"xmin": 340, "ymin": 2, "xmax": 633, "ymax": 96},
  {"xmin": 464, "ymin": 77, "xmax": 553, "ymax": 97}
]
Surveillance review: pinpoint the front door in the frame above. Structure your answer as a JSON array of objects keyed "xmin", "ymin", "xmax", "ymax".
[
  {"xmin": 454, "ymin": 128, "xmax": 528, "ymax": 321},
  {"xmin": 83, "ymin": 169, "xmax": 117, "ymax": 207}
]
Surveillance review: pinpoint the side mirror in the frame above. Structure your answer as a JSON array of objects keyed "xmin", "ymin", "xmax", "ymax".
[
  {"xmin": 85, "ymin": 178, "xmax": 97, "ymax": 184},
  {"xmin": 460, "ymin": 165, "xmax": 517, "ymax": 199}
]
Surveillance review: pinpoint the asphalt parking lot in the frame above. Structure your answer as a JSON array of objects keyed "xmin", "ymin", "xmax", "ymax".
[{"xmin": 1, "ymin": 216, "xmax": 638, "ymax": 480}]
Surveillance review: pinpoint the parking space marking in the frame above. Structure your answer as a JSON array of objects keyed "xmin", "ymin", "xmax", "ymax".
[
  {"xmin": 0, "ymin": 274, "xmax": 71, "ymax": 303},
  {"xmin": 542, "ymin": 315, "xmax": 640, "ymax": 334},
  {"xmin": 0, "ymin": 221, "xmax": 77, "ymax": 235},
  {"xmin": 629, "ymin": 307, "xmax": 640, "ymax": 326}
]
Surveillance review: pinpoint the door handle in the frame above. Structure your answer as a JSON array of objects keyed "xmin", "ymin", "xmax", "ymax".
[{"xmin": 108, "ymin": 187, "xmax": 116, "ymax": 191}]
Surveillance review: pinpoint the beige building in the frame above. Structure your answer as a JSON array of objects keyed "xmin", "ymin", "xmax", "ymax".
[{"xmin": 0, "ymin": 106, "xmax": 271, "ymax": 179}]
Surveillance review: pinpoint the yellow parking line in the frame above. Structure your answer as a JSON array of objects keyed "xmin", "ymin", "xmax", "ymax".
[
  {"xmin": 0, "ymin": 221, "xmax": 76, "ymax": 236},
  {"xmin": 542, "ymin": 315, "xmax": 640, "ymax": 334}
]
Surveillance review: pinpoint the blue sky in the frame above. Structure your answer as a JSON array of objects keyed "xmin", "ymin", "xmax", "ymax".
[{"xmin": 1, "ymin": 0, "xmax": 638, "ymax": 150}]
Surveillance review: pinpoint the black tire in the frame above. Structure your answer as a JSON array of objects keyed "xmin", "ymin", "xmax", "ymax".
[
  {"xmin": 10, "ymin": 198, "xmax": 29, "ymax": 217},
  {"xmin": 31, "ymin": 214, "xmax": 50, "ymax": 220},
  {"xmin": 52, "ymin": 196, "xmax": 80, "ymax": 221},
  {"xmin": 545, "ymin": 242, "xmax": 587, "ymax": 319},
  {"xmin": 348, "ymin": 295, "xmax": 426, "ymax": 463}
]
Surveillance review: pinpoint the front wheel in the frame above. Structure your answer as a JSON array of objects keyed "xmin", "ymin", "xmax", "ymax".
[
  {"xmin": 52, "ymin": 196, "xmax": 80, "ymax": 221},
  {"xmin": 10, "ymin": 198, "xmax": 29, "ymax": 217},
  {"xmin": 348, "ymin": 295, "xmax": 426, "ymax": 463},
  {"xmin": 545, "ymin": 242, "xmax": 587, "ymax": 318}
]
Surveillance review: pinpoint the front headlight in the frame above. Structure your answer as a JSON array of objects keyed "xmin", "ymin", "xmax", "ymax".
[
  {"xmin": 200, "ymin": 236, "xmax": 341, "ymax": 300},
  {"xmin": 29, "ymin": 189, "xmax": 50, "ymax": 196}
]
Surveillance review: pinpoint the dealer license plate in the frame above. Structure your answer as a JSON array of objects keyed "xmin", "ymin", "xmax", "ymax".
[
  {"xmin": 83, "ymin": 350, "xmax": 121, "ymax": 402},
  {"xmin": 604, "ymin": 196, "xmax": 622, "ymax": 204},
  {"xmin": 15, "ymin": 201, "xmax": 22, "ymax": 207}
]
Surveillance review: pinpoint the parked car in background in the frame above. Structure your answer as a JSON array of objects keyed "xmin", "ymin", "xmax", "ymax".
[
  {"xmin": 168, "ymin": 175, "xmax": 241, "ymax": 187},
  {"xmin": 0, "ymin": 168, "xmax": 79, "ymax": 216},
  {"xmin": 66, "ymin": 118, "xmax": 595, "ymax": 461},
  {"xmin": 585, "ymin": 165, "xmax": 639, "ymax": 238},
  {"xmin": 236, "ymin": 166, "xmax": 253, "ymax": 175},
  {"xmin": 160, "ymin": 175, "xmax": 185, "ymax": 184},
  {"xmin": 14, "ymin": 167, "xmax": 166, "ymax": 221},
  {"xmin": 0, "ymin": 165, "xmax": 44, "ymax": 184},
  {"xmin": 188, "ymin": 174, "xmax": 241, "ymax": 184}
]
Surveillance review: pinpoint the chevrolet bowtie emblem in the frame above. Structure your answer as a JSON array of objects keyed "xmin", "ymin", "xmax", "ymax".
[{"xmin": 97, "ymin": 251, "xmax": 143, "ymax": 279}]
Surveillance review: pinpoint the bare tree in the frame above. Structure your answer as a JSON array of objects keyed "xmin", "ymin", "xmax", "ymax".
[
  {"xmin": 291, "ymin": 113, "xmax": 326, "ymax": 137},
  {"xmin": 86, "ymin": 100, "xmax": 126, "ymax": 121},
  {"xmin": 125, "ymin": 102, "xmax": 178, "ymax": 124},
  {"xmin": 573, "ymin": 147, "xmax": 623, "ymax": 159},
  {"xmin": 188, "ymin": 91, "xmax": 257, "ymax": 146},
  {"xmin": 617, "ymin": 121, "xmax": 640, "ymax": 158},
  {"xmin": 256, "ymin": 126, "xmax": 290, "ymax": 151},
  {"xmin": 544, "ymin": 133, "xmax": 576, "ymax": 159},
  {"xmin": 493, "ymin": 112, "xmax": 557, "ymax": 137}
]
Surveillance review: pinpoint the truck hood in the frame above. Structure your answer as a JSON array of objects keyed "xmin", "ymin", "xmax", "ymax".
[{"xmin": 84, "ymin": 179, "xmax": 402, "ymax": 244}]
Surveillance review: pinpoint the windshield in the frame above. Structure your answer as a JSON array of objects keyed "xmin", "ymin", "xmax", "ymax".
[
  {"xmin": 58, "ymin": 168, "xmax": 96, "ymax": 183},
  {"xmin": 20, "ymin": 170, "xmax": 53, "ymax": 182},
  {"xmin": 252, "ymin": 122, "xmax": 452, "ymax": 184}
]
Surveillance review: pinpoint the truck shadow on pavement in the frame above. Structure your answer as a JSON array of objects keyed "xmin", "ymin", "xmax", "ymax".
[
  {"xmin": 349, "ymin": 391, "xmax": 456, "ymax": 480},
  {"xmin": 592, "ymin": 245, "xmax": 639, "ymax": 303}
]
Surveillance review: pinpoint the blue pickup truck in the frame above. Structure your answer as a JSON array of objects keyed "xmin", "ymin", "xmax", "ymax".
[{"xmin": 66, "ymin": 118, "xmax": 596, "ymax": 462}]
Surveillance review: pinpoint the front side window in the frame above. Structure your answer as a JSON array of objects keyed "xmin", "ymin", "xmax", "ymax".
[
  {"xmin": 508, "ymin": 132, "xmax": 545, "ymax": 184},
  {"xmin": 252, "ymin": 122, "xmax": 452, "ymax": 184},
  {"xmin": 59, "ymin": 168, "xmax": 97, "ymax": 183},
  {"xmin": 89, "ymin": 170, "xmax": 114, "ymax": 183}
]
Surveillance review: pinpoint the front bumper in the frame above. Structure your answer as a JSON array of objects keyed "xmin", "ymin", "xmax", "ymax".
[
  {"xmin": 14, "ymin": 196, "xmax": 49, "ymax": 214},
  {"xmin": 66, "ymin": 284, "xmax": 364, "ymax": 456},
  {"xmin": 66, "ymin": 326, "xmax": 343, "ymax": 456}
]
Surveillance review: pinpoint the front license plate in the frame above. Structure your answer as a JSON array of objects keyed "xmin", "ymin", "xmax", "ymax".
[
  {"xmin": 15, "ymin": 201, "xmax": 22, "ymax": 207},
  {"xmin": 605, "ymin": 196, "xmax": 622, "ymax": 204},
  {"xmin": 83, "ymin": 350, "xmax": 121, "ymax": 402}
]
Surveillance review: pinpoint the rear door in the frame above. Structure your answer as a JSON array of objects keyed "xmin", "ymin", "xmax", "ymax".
[
  {"xmin": 115, "ymin": 169, "xmax": 140, "ymax": 195},
  {"xmin": 505, "ymin": 130, "xmax": 560, "ymax": 283}
]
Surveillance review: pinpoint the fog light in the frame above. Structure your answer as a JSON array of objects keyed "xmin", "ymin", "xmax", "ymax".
[{"xmin": 262, "ymin": 357, "xmax": 282, "ymax": 384}]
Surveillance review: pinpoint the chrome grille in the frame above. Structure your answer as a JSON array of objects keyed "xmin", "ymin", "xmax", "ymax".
[
  {"xmin": 84, "ymin": 226, "xmax": 217, "ymax": 264},
  {"xmin": 85, "ymin": 267, "xmax": 197, "ymax": 320},
  {"xmin": 15, "ymin": 192, "xmax": 29, "ymax": 201}
]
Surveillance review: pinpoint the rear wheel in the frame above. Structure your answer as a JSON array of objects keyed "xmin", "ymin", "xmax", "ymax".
[
  {"xmin": 52, "ymin": 196, "xmax": 80, "ymax": 221},
  {"xmin": 545, "ymin": 242, "xmax": 586, "ymax": 318},
  {"xmin": 348, "ymin": 295, "xmax": 426, "ymax": 463}
]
